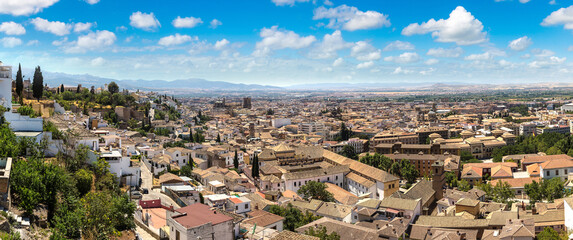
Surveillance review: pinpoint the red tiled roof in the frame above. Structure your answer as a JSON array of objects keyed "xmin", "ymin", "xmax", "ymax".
[{"xmin": 172, "ymin": 203, "xmax": 233, "ymax": 229}]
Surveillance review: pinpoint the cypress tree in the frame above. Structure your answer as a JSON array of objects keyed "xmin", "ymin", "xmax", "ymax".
[
  {"xmin": 32, "ymin": 66, "xmax": 43, "ymax": 101},
  {"xmin": 15, "ymin": 64, "xmax": 23, "ymax": 101},
  {"xmin": 233, "ymin": 150, "xmax": 239, "ymax": 169}
]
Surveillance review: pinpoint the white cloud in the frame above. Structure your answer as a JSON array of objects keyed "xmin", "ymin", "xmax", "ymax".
[
  {"xmin": 425, "ymin": 58, "xmax": 439, "ymax": 65},
  {"xmin": 420, "ymin": 68, "xmax": 435, "ymax": 75},
  {"xmin": 508, "ymin": 36, "xmax": 532, "ymax": 51},
  {"xmin": 542, "ymin": 6, "xmax": 573, "ymax": 30},
  {"xmin": 172, "ymin": 16, "xmax": 203, "ymax": 28},
  {"xmin": 271, "ymin": 0, "xmax": 310, "ymax": 6},
  {"xmin": 308, "ymin": 30, "xmax": 352, "ymax": 59},
  {"xmin": 91, "ymin": 57, "xmax": 105, "ymax": 66},
  {"xmin": 214, "ymin": 39, "xmax": 230, "ymax": 50},
  {"xmin": 1, "ymin": 37, "xmax": 22, "ymax": 48},
  {"xmin": 0, "ymin": 0, "xmax": 59, "ymax": 16},
  {"xmin": 384, "ymin": 52, "xmax": 420, "ymax": 63},
  {"xmin": 383, "ymin": 40, "xmax": 414, "ymax": 51},
  {"xmin": 65, "ymin": 30, "xmax": 116, "ymax": 53},
  {"xmin": 569, "ymin": 46, "xmax": 573, "ymax": 51},
  {"xmin": 529, "ymin": 56, "xmax": 566, "ymax": 68},
  {"xmin": 464, "ymin": 49, "xmax": 505, "ymax": 61},
  {"xmin": 393, "ymin": 66, "xmax": 412, "ymax": 74},
  {"xmin": 332, "ymin": 57, "xmax": 344, "ymax": 67},
  {"xmin": 519, "ymin": 0, "xmax": 531, "ymax": 3},
  {"xmin": 356, "ymin": 61, "xmax": 374, "ymax": 69},
  {"xmin": 0, "ymin": 22, "xmax": 25, "ymax": 35},
  {"xmin": 532, "ymin": 49, "xmax": 555, "ymax": 57},
  {"xmin": 350, "ymin": 41, "xmax": 381, "ymax": 61},
  {"xmin": 426, "ymin": 47, "xmax": 464, "ymax": 58},
  {"xmin": 27, "ymin": 40, "xmax": 39, "ymax": 46},
  {"xmin": 130, "ymin": 12, "xmax": 160, "ymax": 31},
  {"xmin": 74, "ymin": 22, "xmax": 93, "ymax": 33},
  {"xmin": 158, "ymin": 34, "xmax": 196, "ymax": 46},
  {"xmin": 550, "ymin": 0, "xmax": 556, "ymax": 5},
  {"xmin": 31, "ymin": 17, "xmax": 71, "ymax": 36},
  {"xmin": 313, "ymin": 4, "xmax": 390, "ymax": 31},
  {"xmin": 85, "ymin": 0, "xmax": 99, "ymax": 4},
  {"xmin": 402, "ymin": 6, "xmax": 487, "ymax": 45},
  {"xmin": 253, "ymin": 26, "xmax": 316, "ymax": 56},
  {"xmin": 210, "ymin": 19, "xmax": 222, "ymax": 29},
  {"xmin": 324, "ymin": 0, "xmax": 333, "ymax": 6}
]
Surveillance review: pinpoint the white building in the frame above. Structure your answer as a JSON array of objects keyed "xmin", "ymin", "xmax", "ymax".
[
  {"xmin": 166, "ymin": 203, "xmax": 235, "ymax": 240},
  {"xmin": 539, "ymin": 158, "xmax": 573, "ymax": 181},
  {"xmin": 565, "ymin": 198, "xmax": 573, "ymax": 232},
  {"xmin": 99, "ymin": 148, "xmax": 141, "ymax": 186},
  {"xmin": 226, "ymin": 196, "xmax": 251, "ymax": 214},
  {"xmin": 271, "ymin": 118, "xmax": 291, "ymax": 128}
]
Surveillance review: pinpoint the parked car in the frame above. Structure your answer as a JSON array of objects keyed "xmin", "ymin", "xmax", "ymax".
[{"xmin": 131, "ymin": 191, "xmax": 142, "ymax": 199}]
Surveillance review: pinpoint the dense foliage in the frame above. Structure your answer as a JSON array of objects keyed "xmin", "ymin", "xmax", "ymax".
[
  {"xmin": 305, "ymin": 226, "xmax": 341, "ymax": 240},
  {"xmin": 359, "ymin": 153, "xmax": 393, "ymax": 171},
  {"xmin": 524, "ymin": 178, "xmax": 566, "ymax": 204},
  {"xmin": 297, "ymin": 181, "xmax": 335, "ymax": 202},
  {"xmin": 268, "ymin": 203, "xmax": 321, "ymax": 231},
  {"xmin": 493, "ymin": 133, "xmax": 573, "ymax": 162}
]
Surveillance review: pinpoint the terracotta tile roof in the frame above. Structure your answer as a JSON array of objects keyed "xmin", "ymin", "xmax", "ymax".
[
  {"xmin": 172, "ymin": 203, "xmax": 233, "ymax": 229},
  {"xmin": 522, "ymin": 154, "xmax": 571, "ymax": 165},
  {"xmin": 325, "ymin": 183, "xmax": 358, "ymax": 205},
  {"xmin": 159, "ymin": 173, "xmax": 183, "ymax": 184},
  {"xmin": 540, "ymin": 158, "xmax": 573, "ymax": 170},
  {"xmin": 527, "ymin": 163, "xmax": 540, "ymax": 176},
  {"xmin": 270, "ymin": 231, "xmax": 319, "ymax": 240},
  {"xmin": 296, "ymin": 217, "xmax": 381, "ymax": 240},
  {"xmin": 346, "ymin": 172, "xmax": 375, "ymax": 188},
  {"xmin": 490, "ymin": 177, "xmax": 540, "ymax": 188},
  {"xmin": 243, "ymin": 209, "xmax": 284, "ymax": 227}
]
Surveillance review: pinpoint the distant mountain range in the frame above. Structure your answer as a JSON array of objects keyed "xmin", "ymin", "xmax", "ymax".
[
  {"xmin": 35, "ymin": 71, "xmax": 573, "ymax": 93},
  {"xmin": 41, "ymin": 72, "xmax": 282, "ymax": 92}
]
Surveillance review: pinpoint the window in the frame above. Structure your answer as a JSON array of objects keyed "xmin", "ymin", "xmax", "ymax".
[
  {"xmin": 336, "ymin": 176, "xmax": 338, "ymax": 180},
  {"xmin": 555, "ymin": 170, "xmax": 559, "ymax": 175},
  {"xmin": 236, "ymin": 206, "xmax": 238, "ymax": 210},
  {"xmin": 327, "ymin": 177, "xmax": 330, "ymax": 181},
  {"xmin": 294, "ymin": 182, "xmax": 296, "ymax": 187},
  {"xmin": 547, "ymin": 171, "xmax": 550, "ymax": 176},
  {"xmin": 566, "ymin": 169, "xmax": 568, "ymax": 175}
]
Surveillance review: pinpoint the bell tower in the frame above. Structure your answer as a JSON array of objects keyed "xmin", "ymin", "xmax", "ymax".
[{"xmin": 431, "ymin": 160, "xmax": 445, "ymax": 200}]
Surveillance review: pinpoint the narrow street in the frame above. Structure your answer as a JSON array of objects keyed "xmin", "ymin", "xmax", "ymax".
[{"xmin": 139, "ymin": 161, "xmax": 181, "ymax": 208}]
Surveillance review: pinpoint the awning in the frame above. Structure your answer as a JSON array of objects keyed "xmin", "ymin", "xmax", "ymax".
[{"xmin": 386, "ymin": 208, "xmax": 400, "ymax": 214}]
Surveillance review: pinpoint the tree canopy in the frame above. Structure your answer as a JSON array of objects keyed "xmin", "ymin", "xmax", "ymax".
[{"xmin": 297, "ymin": 181, "xmax": 335, "ymax": 202}]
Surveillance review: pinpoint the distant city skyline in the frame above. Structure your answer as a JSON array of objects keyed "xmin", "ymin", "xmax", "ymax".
[{"xmin": 1, "ymin": 0, "xmax": 573, "ymax": 85}]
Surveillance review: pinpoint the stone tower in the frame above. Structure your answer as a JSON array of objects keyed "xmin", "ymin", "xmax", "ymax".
[{"xmin": 431, "ymin": 160, "xmax": 445, "ymax": 200}]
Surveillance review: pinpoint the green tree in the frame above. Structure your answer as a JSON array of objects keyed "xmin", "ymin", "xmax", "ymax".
[
  {"xmin": 305, "ymin": 226, "xmax": 341, "ymax": 240},
  {"xmin": 491, "ymin": 181, "xmax": 513, "ymax": 203},
  {"xmin": 233, "ymin": 150, "xmax": 239, "ymax": 169},
  {"xmin": 107, "ymin": 81, "xmax": 119, "ymax": 94},
  {"xmin": 460, "ymin": 150, "xmax": 477, "ymax": 163},
  {"xmin": 340, "ymin": 145, "xmax": 357, "ymax": 160},
  {"xmin": 68, "ymin": 144, "xmax": 89, "ymax": 173},
  {"xmin": 216, "ymin": 133, "xmax": 221, "ymax": 143},
  {"xmin": 537, "ymin": 227, "xmax": 561, "ymax": 240},
  {"xmin": 524, "ymin": 180, "xmax": 543, "ymax": 205},
  {"xmin": 251, "ymin": 154, "xmax": 260, "ymax": 178},
  {"xmin": 32, "ymin": 66, "xmax": 43, "ymax": 101},
  {"xmin": 74, "ymin": 169, "xmax": 93, "ymax": 196},
  {"xmin": 297, "ymin": 181, "xmax": 334, "ymax": 202},
  {"xmin": 389, "ymin": 159, "xmax": 419, "ymax": 183},
  {"xmin": 444, "ymin": 171, "xmax": 458, "ymax": 188},
  {"xmin": 268, "ymin": 203, "xmax": 321, "ymax": 231},
  {"xmin": 15, "ymin": 63, "xmax": 23, "ymax": 101},
  {"xmin": 542, "ymin": 178, "xmax": 565, "ymax": 202},
  {"xmin": 359, "ymin": 153, "xmax": 393, "ymax": 171},
  {"xmin": 457, "ymin": 179, "xmax": 471, "ymax": 192},
  {"xmin": 339, "ymin": 122, "xmax": 352, "ymax": 141},
  {"xmin": 180, "ymin": 164, "xmax": 193, "ymax": 178}
]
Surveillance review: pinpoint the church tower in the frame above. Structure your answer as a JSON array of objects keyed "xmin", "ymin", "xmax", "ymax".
[{"xmin": 431, "ymin": 160, "xmax": 445, "ymax": 200}]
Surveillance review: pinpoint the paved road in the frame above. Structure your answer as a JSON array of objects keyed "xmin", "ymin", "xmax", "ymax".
[
  {"xmin": 135, "ymin": 225, "xmax": 157, "ymax": 240},
  {"xmin": 140, "ymin": 161, "xmax": 180, "ymax": 209}
]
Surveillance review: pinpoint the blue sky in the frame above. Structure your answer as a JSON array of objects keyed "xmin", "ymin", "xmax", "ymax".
[{"xmin": 0, "ymin": 0, "xmax": 573, "ymax": 86}]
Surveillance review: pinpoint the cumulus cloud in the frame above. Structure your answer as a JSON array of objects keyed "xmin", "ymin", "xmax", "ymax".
[
  {"xmin": 313, "ymin": 4, "xmax": 390, "ymax": 31},
  {"xmin": 393, "ymin": 67, "xmax": 412, "ymax": 74},
  {"xmin": 384, "ymin": 52, "xmax": 420, "ymax": 63},
  {"xmin": 31, "ymin": 17, "xmax": 71, "ymax": 36},
  {"xmin": 172, "ymin": 16, "xmax": 203, "ymax": 28},
  {"xmin": 356, "ymin": 61, "xmax": 374, "ymax": 69},
  {"xmin": 495, "ymin": 0, "xmax": 530, "ymax": 3},
  {"xmin": 0, "ymin": 22, "xmax": 25, "ymax": 35},
  {"xmin": 383, "ymin": 40, "xmax": 414, "ymax": 51},
  {"xmin": 158, "ymin": 33, "xmax": 196, "ymax": 46},
  {"xmin": 402, "ymin": 6, "xmax": 487, "ymax": 45},
  {"xmin": 214, "ymin": 39, "xmax": 230, "ymax": 50},
  {"xmin": 308, "ymin": 30, "xmax": 352, "ymax": 59},
  {"xmin": 130, "ymin": 12, "xmax": 160, "ymax": 31},
  {"xmin": 532, "ymin": 49, "xmax": 555, "ymax": 57},
  {"xmin": 85, "ymin": 0, "xmax": 99, "ymax": 4},
  {"xmin": 508, "ymin": 36, "xmax": 532, "ymax": 51},
  {"xmin": 271, "ymin": 0, "xmax": 310, "ymax": 6},
  {"xmin": 426, "ymin": 47, "xmax": 464, "ymax": 58},
  {"xmin": 425, "ymin": 59, "xmax": 439, "ymax": 65},
  {"xmin": 529, "ymin": 56, "xmax": 566, "ymax": 68},
  {"xmin": 65, "ymin": 30, "xmax": 116, "ymax": 53},
  {"xmin": 350, "ymin": 41, "xmax": 381, "ymax": 61},
  {"xmin": 332, "ymin": 57, "xmax": 344, "ymax": 67},
  {"xmin": 1, "ymin": 37, "xmax": 22, "ymax": 48},
  {"xmin": 464, "ymin": 49, "xmax": 505, "ymax": 61},
  {"xmin": 0, "ymin": 0, "xmax": 59, "ymax": 16},
  {"xmin": 542, "ymin": 6, "xmax": 573, "ymax": 29},
  {"xmin": 74, "ymin": 22, "xmax": 93, "ymax": 33},
  {"xmin": 210, "ymin": 19, "xmax": 222, "ymax": 29},
  {"xmin": 91, "ymin": 57, "xmax": 105, "ymax": 66},
  {"xmin": 253, "ymin": 26, "xmax": 316, "ymax": 56}
]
